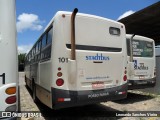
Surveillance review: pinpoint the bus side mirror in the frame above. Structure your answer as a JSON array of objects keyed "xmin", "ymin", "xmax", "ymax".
[{"xmin": 128, "ymin": 62, "xmax": 135, "ymax": 76}]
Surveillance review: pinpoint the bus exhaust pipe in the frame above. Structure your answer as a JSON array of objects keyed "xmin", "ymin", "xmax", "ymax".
[
  {"xmin": 71, "ymin": 8, "xmax": 78, "ymax": 60},
  {"xmin": 130, "ymin": 34, "xmax": 135, "ymax": 62},
  {"xmin": 128, "ymin": 34, "xmax": 135, "ymax": 76}
]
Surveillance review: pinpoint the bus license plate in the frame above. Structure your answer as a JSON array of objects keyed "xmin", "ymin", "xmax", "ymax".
[
  {"xmin": 92, "ymin": 82, "xmax": 105, "ymax": 89},
  {"xmin": 139, "ymin": 75, "xmax": 145, "ymax": 79}
]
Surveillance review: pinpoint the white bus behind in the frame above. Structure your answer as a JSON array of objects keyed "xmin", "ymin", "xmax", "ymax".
[
  {"xmin": 155, "ymin": 46, "xmax": 160, "ymax": 56},
  {"xmin": 25, "ymin": 9, "xmax": 128, "ymax": 109},
  {"xmin": 0, "ymin": 0, "xmax": 18, "ymax": 112},
  {"xmin": 126, "ymin": 34, "xmax": 156, "ymax": 90}
]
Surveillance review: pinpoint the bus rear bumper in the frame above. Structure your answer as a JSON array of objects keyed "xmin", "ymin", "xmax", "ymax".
[
  {"xmin": 128, "ymin": 77, "xmax": 156, "ymax": 90},
  {"xmin": 51, "ymin": 83, "xmax": 127, "ymax": 109}
]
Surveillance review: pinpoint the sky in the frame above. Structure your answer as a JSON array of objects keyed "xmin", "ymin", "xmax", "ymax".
[{"xmin": 16, "ymin": 0, "xmax": 158, "ymax": 53}]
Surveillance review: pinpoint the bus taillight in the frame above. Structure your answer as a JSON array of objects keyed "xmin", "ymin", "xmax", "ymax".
[
  {"xmin": 57, "ymin": 72, "xmax": 62, "ymax": 77},
  {"xmin": 123, "ymin": 67, "xmax": 127, "ymax": 81},
  {"xmin": 56, "ymin": 79, "xmax": 64, "ymax": 86},
  {"xmin": 57, "ymin": 98, "xmax": 64, "ymax": 102},
  {"xmin": 5, "ymin": 96, "xmax": 16, "ymax": 104},
  {"xmin": 57, "ymin": 98, "xmax": 71, "ymax": 102},
  {"xmin": 58, "ymin": 67, "xmax": 61, "ymax": 71},
  {"xmin": 123, "ymin": 75, "xmax": 127, "ymax": 81},
  {"xmin": 5, "ymin": 87, "xmax": 16, "ymax": 95}
]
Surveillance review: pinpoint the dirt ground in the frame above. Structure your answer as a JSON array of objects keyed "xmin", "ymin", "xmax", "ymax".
[
  {"xmin": 104, "ymin": 91, "xmax": 160, "ymax": 111},
  {"xmin": 19, "ymin": 72, "xmax": 160, "ymax": 120},
  {"xmin": 102, "ymin": 91, "xmax": 160, "ymax": 120}
]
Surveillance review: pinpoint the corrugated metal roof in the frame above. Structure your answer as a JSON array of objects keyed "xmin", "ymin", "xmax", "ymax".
[{"xmin": 118, "ymin": 2, "xmax": 160, "ymax": 45}]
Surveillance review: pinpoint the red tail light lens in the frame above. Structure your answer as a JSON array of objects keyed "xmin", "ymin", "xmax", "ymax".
[
  {"xmin": 56, "ymin": 79, "xmax": 64, "ymax": 86},
  {"xmin": 58, "ymin": 67, "xmax": 61, "ymax": 71},
  {"xmin": 122, "ymin": 91, "xmax": 126, "ymax": 94},
  {"xmin": 123, "ymin": 75, "xmax": 127, "ymax": 81},
  {"xmin": 5, "ymin": 96, "xmax": 16, "ymax": 104},
  {"xmin": 57, "ymin": 98, "xmax": 64, "ymax": 102}
]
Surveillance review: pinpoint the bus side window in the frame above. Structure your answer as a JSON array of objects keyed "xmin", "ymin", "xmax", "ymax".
[
  {"xmin": 32, "ymin": 48, "xmax": 35, "ymax": 56},
  {"xmin": 36, "ymin": 43, "xmax": 38, "ymax": 53},
  {"xmin": 42, "ymin": 34, "xmax": 47, "ymax": 48},
  {"xmin": 33, "ymin": 47, "xmax": 36, "ymax": 62},
  {"xmin": 40, "ymin": 27, "xmax": 53, "ymax": 61},
  {"xmin": 39, "ymin": 40, "xmax": 42, "ymax": 51},
  {"xmin": 47, "ymin": 27, "xmax": 53, "ymax": 44}
]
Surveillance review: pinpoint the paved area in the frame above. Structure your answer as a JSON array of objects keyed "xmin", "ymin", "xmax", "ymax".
[
  {"xmin": 19, "ymin": 72, "xmax": 44, "ymax": 120},
  {"xmin": 19, "ymin": 72, "xmax": 39, "ymax": 111},
  {"xmin": 19, "ymin": 72, "xmax": 160, "ymax": 120}
]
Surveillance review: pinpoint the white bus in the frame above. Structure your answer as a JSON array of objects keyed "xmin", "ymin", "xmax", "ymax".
[
  {"xmin": 155, "ymin": 46, "xmax": 160, "ymax": 56},
  {"xmin": 126, "ymin": 34, "xmax": 156, "ymax": 90},
  {"xmin": 0, "ymin": 0, "xmax": 18, "ymax": 112},
  {"xmin": 25, "ymin": 8, "xmax": 128, "ymax": 109}
]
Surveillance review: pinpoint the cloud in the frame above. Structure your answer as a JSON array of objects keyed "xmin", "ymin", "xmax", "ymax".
[
  {"xmin": 17, "ymin": 13, "xmax": 44, "ymax": 32},
  {"xmin": 18, "ymin": 44, "xmax": 33, "ymax": 54},
  {"xmin": 117, "ymin": 10, "xmax": 135, "ymax": 20}
]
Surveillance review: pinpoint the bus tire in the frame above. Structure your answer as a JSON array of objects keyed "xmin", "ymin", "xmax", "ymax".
[
  {"xmin": 24, "ymin": 75, "xmax": 27, "ymax": 84},
  {"xmin": 32, "ymin": 80, "xmax": 38, "ymax": 103}
]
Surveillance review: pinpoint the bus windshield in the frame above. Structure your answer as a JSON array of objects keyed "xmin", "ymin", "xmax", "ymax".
[{"xmin": 127, "ymin": 39, "xmax": 153, "ymax": 57}]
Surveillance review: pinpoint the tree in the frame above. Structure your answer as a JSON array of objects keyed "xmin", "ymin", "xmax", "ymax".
[{"xmin": 18, "ymin": 53, "xmax": 26, "ymax": 71}]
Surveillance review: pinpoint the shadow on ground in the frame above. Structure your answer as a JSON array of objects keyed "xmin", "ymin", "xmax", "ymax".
[
  {"xmin": 37, "ymin": 102, "xmax": 123, "ymax": 120},
  {"xmin": 25, "ymin": 85, "xmax": 125, "ymax": 120},
  {"xmin": 25, "ymin": 85, "xmax": 155, "ymax": 119}
]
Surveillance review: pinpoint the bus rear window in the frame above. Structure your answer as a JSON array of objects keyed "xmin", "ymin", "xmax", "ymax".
[
  {"xmin": 109, "ymin": 27, "xmax": 120, "ymax": 36},
  {"xmin": 127, "ymin": 39, "xmax": 153, "ymax": 57}
]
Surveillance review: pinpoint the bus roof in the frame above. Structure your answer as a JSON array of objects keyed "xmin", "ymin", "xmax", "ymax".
[
  {"xmin": 44, "ymin": 11, "xmax": 124, "ymax": 31},
  {"xmin": 126, "ymin": 34, "xmax": 154, "ymax": 42}
]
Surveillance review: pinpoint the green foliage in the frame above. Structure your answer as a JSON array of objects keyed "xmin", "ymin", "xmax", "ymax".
[{"xmin": 18, "ymin": 53, "xmax": 26, "ymax": 64}]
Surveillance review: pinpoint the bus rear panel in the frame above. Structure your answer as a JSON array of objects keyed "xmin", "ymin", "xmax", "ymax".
[{"xmin": 51, "ymin": 12, "xmax": 127, "ymax": 109}]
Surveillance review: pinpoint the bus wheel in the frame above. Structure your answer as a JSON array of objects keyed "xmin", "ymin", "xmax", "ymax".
[
  {"xmin": 18, "ymin": 85, "xmax": 21, "ymax": 112},
  {"xmin": 25, "ymin": 75, "xmax": 27, "ymax": 84},
  {"xmin": 32, "ymin": 81, "xmax": 38, "ymax": 103}
]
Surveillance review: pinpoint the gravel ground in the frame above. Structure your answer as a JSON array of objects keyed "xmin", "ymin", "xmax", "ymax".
[
  {"xmin": 19, "ymin": 72, "xmax": 44, "ymax": 120},
  {"xmin": 19, "ymin": 72, "xmax": 160, "ymax": 120},
  {"xmin": 19, "ymin": 72, "xmax": 39, "ymax": 111}
]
